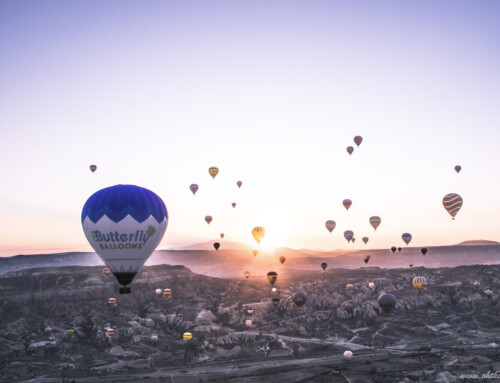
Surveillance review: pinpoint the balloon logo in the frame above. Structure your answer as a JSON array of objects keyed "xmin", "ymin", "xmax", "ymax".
[
  {"xmin": 369, "ymin": 216, "xmax": 381, "ymax": 231},
  {"xmin": 325, "ymin": 220, "xmax": 336, "ymax": 233},
  {"xmin": 354, "ymin": 136, "xmax": 363, "ymax": 147},
  {"xmin": 412, "ymin": 276, "xmax": 427, "ymax": 294},
  {"xmin": 455, "ymin": 165, "xmax": 461, "ymax": 174},
  {"xmin": 343, "ymin": 199, "xmax": 352, "ymax": 211},
  {"xmin": 190, "ymin": 184, "xmax": 199, "ymax": 195},
  {"xmin": 213, "ymin": 242, "xmax": 220, "ymax": 251},
  {"xmin": 279, "ymin": 256, "xmax": 286, "ymax": 265},
  {"xmin": 442, "ymin": 193, "xmax": 463, "ymax": 220},
  {"xmin": 402, "ymin": 233, "xmax": 412, "ymax": 245},
  {"xmin": 89, "ymin": 165, "xmax": 97, "ymax": 173},
  {"xmin": 82, "ymin": 185, "xmax": 168, "ymax": 294},
  {"xmin": 362, "ymin": 237, "xmax": 369, "ymax": 244},
  {"xmin": 209, "ymin": 167, "xmax": 219, "ymax": 179},
  {"xmin": 252, "ymin": 227, "xmax": 266, "ymax": 244},
  {"xmin": 344, "ymin": 230, "xmax": 354, "ymax": 243},
  {"xmin": 205, "ymin": 216, "xmax": 213, "ymax": 224},
  {"xmin": 346, "ymin": 146, "xmax": 354, "ymax": 156},
  {"xmin": 237, "ymin": 181, "xmax": 242, "ymax": 188}
]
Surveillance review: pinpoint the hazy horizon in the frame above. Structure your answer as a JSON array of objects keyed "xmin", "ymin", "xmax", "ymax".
[{"xmin": 1, "ymin": 0, "xmax": 499, "ymax": 257}]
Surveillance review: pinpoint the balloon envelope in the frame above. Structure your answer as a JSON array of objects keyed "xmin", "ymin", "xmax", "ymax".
[
  {"xmin": 442, "ymin": 193, "xmax": 463, "ymax": 219},
  {"xmin": 378, "ymin": 293, "xmax": 396, "ymax": 315},
  {"xmin": 344, "ymin": 230, "xmax": 354, "ymax": 242},
  {"xmin": 267, "ymin": 271, "xmax": 278, "ymax": 285},
  {"xmin": 252, "ymin": 227, "xmax": 266, "ymax": 244},
  {"xmin": 354, "ymin": 135, "xmax": 363, "ymax": 147},
  {"xmin": 421, "ymin": 248, "xmax": 428, "ymax": 255},
  {"xmin": 402, "ymin": 233, "xmax": 412, "ymax": 245},
  {"xmin": 292, "ymin": 292, "xmax": 307, "ymax": 309},
  {"xmin": 325, "ymin": 220, "xmax": 336, "ymax": 233},
  {"xmin": 272, "ymin": 297, "xmax": 280, "ymax": 306},
  {"xmin": 253, "ymin": 250, "xmax": 258, "ymax": 257},
  {"xmin": 237, "ymin": 181, "xmax": 242, "ymax": 188},
  {"xmin": 81, "ymin": 185, "xmax": 168, "ymax": 292},
  {"xmin": 391, "ymin": 246, "xmax": 397, "ymax": 253},
  {"xmin": 244, "ymin": 271, "xmax": 250, "ymax": 279},
  {"xmin": 321, "ymin": 262, "xmax": 327, "ymax": 271},
  {"xmin": 220, "ymin": 233, "xmax": 224, "ymax": 239},
  {"xmin": 344, "ymin": 350, "xmax": 353, "ymax": 360},
  {"xmin": 214, "ymin": 242, "xmax": 220, "ymax": 251},
  {"xmin": 232, "ymin": 202, "xmax": 236, "ymax": 208},
  {"xmin": 208, "ymin": 167, "xmax": 219, "ymax": 179},
  {"xmin": 189, "ymin": 184, "xmax": 199, "ymax": 195},
  {"xmin": 369, "ymin": 216, "xmax": 381, "ymax": 230},
  {"xmin": 343, "ymin": 199, "xmax": 352, "ymax": 210},
  {"xmin": 90, "ymin": 165, "xmax": 97, "ymax": 173},
  {"xmin": 183, "ymin": 332, "xmax": 192, "ymax": 341},
  {"xmin": 279, "ymin": 256, "xmax": 286, "ymax": 264},
  {"xmin": 346, "ymin": 146, "xmax": 354, "ymax": 155},
  {"xmin": 412, "ymin": 276, "xmax": 427, "ymax": 294},
  {"xmin": 205, "ymin": 216, "xmax": 212, "ymax": 224},
  {"xmin": 455, "ymin": 165, "xmax": 461, "ymax": 174},
  {"xmin": 362, "ymin": 237, "xmax": 369, "ymax": 244}
]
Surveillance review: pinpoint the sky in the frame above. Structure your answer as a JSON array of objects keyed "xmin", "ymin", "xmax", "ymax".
[{"xmin": 0, "ymin": 0, "xmax": 499, "ymax": 257}]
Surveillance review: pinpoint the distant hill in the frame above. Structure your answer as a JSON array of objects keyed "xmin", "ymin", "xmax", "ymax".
[{"xmin": 456, "ymin": 240, "xmax": 500, "ymax": 246}]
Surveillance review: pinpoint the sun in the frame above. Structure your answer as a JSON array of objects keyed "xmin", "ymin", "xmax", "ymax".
[{"xmin": 252, "ymin": 205, "xmax": 292, "ymax": 251}]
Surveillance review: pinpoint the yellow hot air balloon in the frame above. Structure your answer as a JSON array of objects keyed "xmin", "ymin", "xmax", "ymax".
[
  {"xmin": 344, "ymin": 350, "xmax": 353, "ymax": 360},
  {"xmin": 244, "ymin": 271, "xmax": 250, "ymax": 279},
  {"xmin": 369, "ymin": 216, "xmax": 381, "ymax": 231},
  {"xmin": 412, "ymin": 276, "xmax": 427, "ymax": 294},
  {"xmin": 252, "ymin": 227, "xmax": 265, "ymax": 244},
  {"xmin": 209, "ymin": 167, "xmax": 219, "ymax": 179},
  {"xmin": 346, "ymin": 284, "xmax": 353, "ymax": 291},
  {"xmin": 245, "ymin": 319, "xmax": 252, "ymax": 327},
  {"xmin": 183, "ymin": 332, "xmax": 192, "ymax": 341},
  {"xmin": 267, "ymin": 271, "xmax": 278, "ymax": 286}
]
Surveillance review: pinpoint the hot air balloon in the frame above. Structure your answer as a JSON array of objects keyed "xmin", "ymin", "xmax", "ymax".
[
  {"xmin": 398, "ymin": 247, "xmax": 402, "ymax": 252},
  {"xmin": 369, "ymin": 216, "xmax": 381, "ymax": 231},
  {"xmin": 364, "ymin": 255, "xmax": 370, "ymax": 264},
  {"xmin": 344, "ymin": 230, "xmax": 354, "ymax": 243},
  {"xmin": 272, "ymin": 287, "xmax": 277, "ymax": 293},
  {"xmin": 252, "ymin": 227, "xmax": 266, "ymax": 244},
  {"xmin": 409, "ymin": 264, "xmax": 414, "ymax": 268},
  {"xmin": 442, "ymin": 193, "xmax": 463, "ymax": 220},
  {"xmin": 108, "ymin": 298, "xmax": 117, "ymax": 307},
  {"xmin": 325, "ymin": 220, "xmax": 336, "ymax": 233},
  {"xmin": 354, "ymin": 135, "xmax": 363, "ymax": 147},
  {"xmin": 189, "ymin": 184, "xmax": 199, "ymax": 195},
  {"xmin": 155, "ymin": 288, "xmax": 162, "ymax": 295},
  {"xmin": 151, "ymin": 335, "xmax": 158, "ymax": 342},
  {"xmin": 44, "ymin": 327, "xmax": 52, "ymax": 334},
  {"xmin": 292, "ymin": 292, "xmax": 307, "ymax": 309},
  {"xmin": 421, "ymin": 248, "xmax": 428, "ymax": 256},
  {"xmin": 402, "ymin": 233, "xmax": 412, "ymax": 245},
  {"xmin": 237, "ymin": 181, "xmax": 242, "ymax": 188},
  {"xmin": 232, "ymin": 202, "xmax": 236, "ymax": 208},
  {"xmin": 352, "ymin": 238, "xmax": 356, "ymax": 243},
  {"xmin": 369, "ymin": 282, "xmax": 375, "ymax": 289},
  {"xmin": 205, "ymin": 216, "xmax": 212, "ymax": 224},
  {"xmin": 245, "ymin": 320, "xmax": 252, "ymax": 327},
  {"xmin": 81, "ymin": 185, "xmax": 168, "ymax": 294},
  {"xmin": 272, "ymin": 297, "xmax": 280, "ymax": 306},
  {"xmin": 244, "ymin": 271, "xmax": 250, "ymax": 279},
  {"xmin": 103, "ymin": 268, "xmax": 110, "ymax": 276},
  {"xmin": 267, "ymin": 271, "xmax": 278, "ymax": 286},
  {"xmin": 106, "ymin": 329, "xmax": 115, "ymax": 339},
  {"xmin": 213, "ymin": 242, "xmax": 220, "ymax": 251},
  {"xmin": 343, "ymin": 199, "xmax": 352, "ymax": 211},
  {"xmin": 246, "ymin": 308, "xmax": 254, "ymax": 316},
  {"xmin": 344, "ymin": 350, "xmax": 353, "ymax": 360},
  {"xmin": 163, "ymin": 289, "xmax": 172, "ymax": 299},
  {"xmin": 484, "ymin": 288, "xmax": 493, "ymax": 298},
  {"xmin": 378, "ymin": 293, "xmax": 396, "ymax": 315},
  {"xmin": 321, "ymin": 262, "xmax": 327, "ymax": 275},
  {"xmin": 66, "ymin": 329, "xmax": 75, "ymax": 337},
  {"xmin": 455, "ymin": 165, "xmax": 461, "ymax": 174},
  {"xmin": 209, "ymin": 167, "xmax": 219, "ymax": 179},
  {"xmin": 346, "ymin": 284, "xmax": 353, "ymax": 291},
  {"xmin": 220, "ymin": 233, "xmax": 224, "ymax": 239},
  {"xmin": 183, "ymin": 332, "xmax": 192, "ymax": 341},
  {"xmin": 391, "ymin": 246, "xmax": 397, "ymax": 253},
  {"xmin": 346, "ymin": 146, "xmax": 354, "ymax": 155},
  {"xmin": 253, "ymin": 250, "xmax": 258, "ymax": 257},
  {"xmin": 473, "ymin": 281, "xmax": 481, "ymax": 288},
  {"xmin": 279, "ymin": 256, "xmax": 286, "ymax": 265},
  {"xmin": 412, "ymin": 276, "xmax": 427, "ymax": 294},
  {"xmin": 362, "ymin": 237, "xmax": 369, "ymax": 244},
  {"xmin": 90, "ymin": 165, "xmax": 97, "ymax": 173}
]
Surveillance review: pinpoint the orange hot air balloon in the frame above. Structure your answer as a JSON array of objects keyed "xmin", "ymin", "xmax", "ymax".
[
  {"xmin": 252, "ymin": 227, "xmax": 265, "ymax": 244},
  {"xmin": 279, "ymin": 256, "xmax": 286, "ymax": 265},
  {"xmin": 220, "ymin": 233, "xmax": 224, "ymax": 239},
  {"xmin": 103, "ymin": 268, "xmax": 110, "ymax": 276},
  {"xmin": 208, "ymin": 167, "xmax": 219, "ymax": 179},
  {"xmin": 244, "ymin": 271, "xmax": 250, "ymax": 279},
  {"xmin": 163, "ymin": 289, "xmax": 172, "ymax": 299},
  {"xmin": 253, "ymin": 249, "xmax": 258, "ymax": 257}
]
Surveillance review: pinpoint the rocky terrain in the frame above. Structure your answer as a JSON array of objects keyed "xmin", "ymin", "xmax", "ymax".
[{"xmin": 1, "ymin": 263, "xmax": 500, "ymax": 382}]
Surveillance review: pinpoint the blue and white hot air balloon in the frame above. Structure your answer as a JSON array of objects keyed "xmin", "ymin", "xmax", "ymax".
[{"xmin": 82, "ymin": 185, "xmax": 168, "ymax": 294}]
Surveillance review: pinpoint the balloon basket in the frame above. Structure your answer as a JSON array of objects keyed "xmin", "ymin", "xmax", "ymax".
[{"xmin": 120, "ymin": 287, "xmax": 132, "ymax": 294}]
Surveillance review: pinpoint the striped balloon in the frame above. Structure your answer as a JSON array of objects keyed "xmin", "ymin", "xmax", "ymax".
[
  {"xmin": 412, "ymin": 276, "xmax": 427, "ymax": 294},
  {"xmin": 354, "ymin": 136, "xmax": 363, "ymax": 147},
  {"xmin": 442, "ymin": 193, "xmax": 463, "ymax": 220},
  {"xmin": 369, "ymin": 216, "xmax": 381, "ymax": 230}
]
